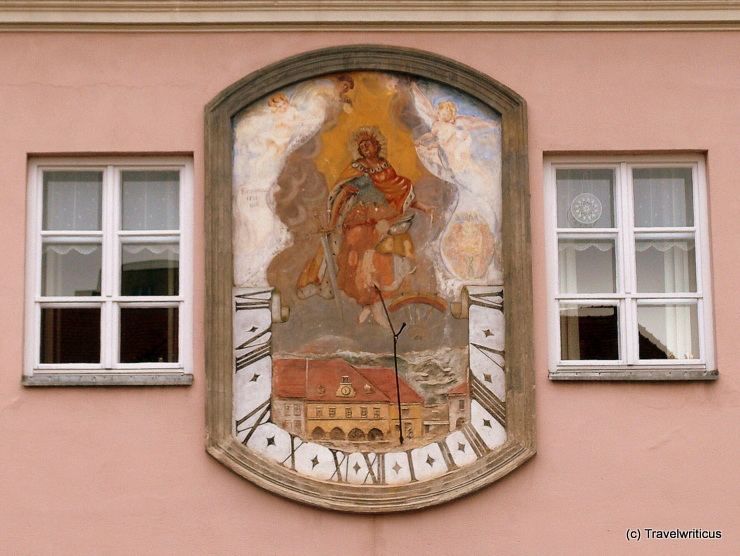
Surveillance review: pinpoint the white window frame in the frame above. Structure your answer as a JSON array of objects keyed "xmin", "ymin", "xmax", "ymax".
[
  {"xmin": 23, "ymin": 156, "xmax": 194, "ymax": 386},
  {"xmin": 544, "ymin": 154, "xmax": 716, "ymax": 381}
]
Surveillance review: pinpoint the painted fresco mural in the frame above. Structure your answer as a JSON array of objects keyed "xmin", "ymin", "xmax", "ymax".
[{"xmin": 231, "ymin": 71, "xmax": 507, "ymax": 485}]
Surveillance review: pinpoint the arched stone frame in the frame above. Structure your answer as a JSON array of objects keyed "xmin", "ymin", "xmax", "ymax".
[{"xmin": 205, "ymin": 45, "xmax": 534, "ymax": 512}]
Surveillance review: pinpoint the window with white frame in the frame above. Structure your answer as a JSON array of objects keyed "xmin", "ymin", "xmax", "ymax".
[
  {"xmin": 544, "ymin": 155, "xmax": 716, "ymax": 380},
  {"xmin": 24, "ymin": 157, "xmax": 193, "ymax": 385}
]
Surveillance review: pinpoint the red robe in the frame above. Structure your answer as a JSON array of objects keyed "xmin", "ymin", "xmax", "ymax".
[{"xmin": 297, "ymin": 157, "xmax": 415, "ymax": 307}]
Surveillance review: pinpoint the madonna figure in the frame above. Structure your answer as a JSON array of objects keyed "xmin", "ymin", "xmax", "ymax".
[{"xmin": 297, "ymin": 126, "xmax": 432, "ymax": 325}]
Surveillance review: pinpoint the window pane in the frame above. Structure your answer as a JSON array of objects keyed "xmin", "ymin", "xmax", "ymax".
[
  {"xmin": 40, "ymin": 308, "xmax": 100, "ymax": 363},
  {"xmin": 121, "ymin": 171, "xmax": 180, "ymax": 230},
  {"xmin": 560, "ymin": 304, "xmax": 619, "ymax": 360},
  {"xmin": 635, "ymin": 239, "xmax": 696, "ymax": 293},
  {"xmin": 43, "ymin": 171, "xmax": 102, "ymax": 231},
  {"xmin": 41, "ymin": 243, "xmax": 102, "ymax": 296},
  {"xmin": 120, "ymin": 308, "xmax": 178, "ymax": 363},
  {"xmin": 633, "ymin": 168, "xmax": 694, "ymax": 227},
  {"xmin": 637, "ymin": 303, "xmax": 699, "ymax": 360},
  {"xmin": 558, "ymin": 239, "xmax": 616, "ymax": 293},
  {"xmin": 120, "ymin": 243, "xmax": 179, "ymax": 296},
  {"xmin": 556, "ymin": 169, "xmax": 614, "ymax": 228}
]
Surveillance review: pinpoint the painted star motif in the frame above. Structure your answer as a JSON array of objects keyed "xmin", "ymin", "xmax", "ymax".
[
  {"xmin": 392, "ymin": 462, "xmax": 402, "ymax": 474},
  {"xmin": 266, "ymin": 436, "xmax": 275, "ymax": 446},
  {"xmin": 458, "ymin": 442, "xmax": 466, "ymax": 452},
  {"xmin": 483, "ymin": 328, "xmax": 494, "ymax": 337},
  {"xmin": 311, "ymin": 456, "xmax": 319, "ymax": 469},
  {"xmin": 483, "ymin": 419, "xmax": 492, "ymax": 428},
  {"xmin": 353, "ymin": 462, "xmax": 361, "ymax": 474},
  {"xmin": 483, "ymin": 373, "xmax": 492, "ymax": 383},
  {"xmin": 426, "ymin": 455, "xmax": 435, "ymax": 467},
  {"xmin": 250, "ymin": 373, "xmax": 260, "ymax": 382}
]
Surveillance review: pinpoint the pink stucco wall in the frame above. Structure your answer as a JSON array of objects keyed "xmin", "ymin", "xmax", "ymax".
[{"xmin": 0, "ymin": 32, "xmax": 738, "ymax": 555}]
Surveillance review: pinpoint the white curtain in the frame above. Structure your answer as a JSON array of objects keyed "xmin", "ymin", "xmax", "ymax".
[
  {"xmin": 654, "ymin": 240, "xmax": 692, "ymax": 359},
  {"xmin": 634, "ymin": 168, "xmax": 695, "ymax": 359},
  {"xmin": 558, "ymin": 241, "xmax": 614, "ymax": 294}
]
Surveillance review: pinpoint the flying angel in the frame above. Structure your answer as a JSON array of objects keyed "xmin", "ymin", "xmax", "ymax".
[
  {"xmin": 409, "ymin": 82, "xmax": 504, "ymax": 290},
  {"xmin": 231, "ymin": 75, "xmax": 355, "ymax": 286},
  {"xmin": 410, "ymin": 82, "xmax": 500, "ymax": 193}
]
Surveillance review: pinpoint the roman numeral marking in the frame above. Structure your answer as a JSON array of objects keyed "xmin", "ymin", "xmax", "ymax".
[
  {"xmin": 471, "ymin": 375, "xmax": 506, "ymax": 427},
  {"xmin": 406, "ymin": 450, "xmax": 417, "ymax": 482},
  {"xmin": 235, "ymin": 346, "xmax": 270, "ymax": 371},
  {"xmin": 468, "ymin": 290, "xmax": 503, "ymax": 311},
  {"xmin": 281, "ymin": 434, "xmax": 306, "ymax": 471},
  {"xmin": 235, "ymin": 399, "xmax": 271, "ymax": 445},
  {"xmin": 471, "ymin": 342, "xmax": 505, "ymax": 360},
  {"xmin": 234, "ymin": 290, "xmax": 272, "ymax": 311},
  {"xmin": 235, "ymin": 327, "xmax": 271, "ymax": 372},
  {"xmin": 330, "ymin": 449, "xmax": 348, "ymax": 483},
  {"xmin": 436, "ymin": 441, "xmax": 458, "ymax": 471},
  {"xmin": 471, "ymin": 342, "xmax": 505, "ymax": 374},
  {"xmin": 460, "ymin": 423, "xmax": 489, "ymax": 458},
  {"xmin": 362, "ymin": 452, "xmax": 385, "ymax": 485}
]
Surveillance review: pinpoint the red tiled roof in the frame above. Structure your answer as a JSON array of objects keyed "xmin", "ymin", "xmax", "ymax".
[
  {"xmin": 447, "ymin": 381, "xmax": 468, "ymax": 396},
  {"xmin": 273, "ymin": 358, "xmax": 307, "ymax": 398},
  {"xmin": 305, "ymin": 359, "xmax": 390, "ymax": 402},
  {"xmin": 356, "ymin": 367, "xmax": 424, "ymax": 404},
  {"xmin": 272, "ymin": 358, "xmax": 423, "ymax": 404}
]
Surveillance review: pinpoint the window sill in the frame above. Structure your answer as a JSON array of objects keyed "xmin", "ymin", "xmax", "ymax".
[
  {"xmin": 22, "ymin": 371, "xmax": 193, "ymax": 387},
  {"xmin": 549, "ymin": 365, "xmax": 718, "ymax": 381}
]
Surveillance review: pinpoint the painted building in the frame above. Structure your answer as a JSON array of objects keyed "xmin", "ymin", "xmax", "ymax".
[
  {"xmin": 0, "ymin": 2, "xmax": 737, "ymax": 554},
  {"xmin": 273, "ymin": 358, "xmax": 424, "ymax": 442},
  {"xmin": 447, "ymin": 381, "xmax": 470, "ymax": 431}
]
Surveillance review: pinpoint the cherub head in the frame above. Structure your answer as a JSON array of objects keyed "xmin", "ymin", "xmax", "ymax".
[
  {"xmin": 268, "ymin": 93, "xmax": 290, "ymax": 112},
  {"xmin": 336, "ymin": 74, "xmax": 355, "ymax": 95},
  {"xmin": 437, "ymin": 101, "xmax": 457, "ymax": 123}
]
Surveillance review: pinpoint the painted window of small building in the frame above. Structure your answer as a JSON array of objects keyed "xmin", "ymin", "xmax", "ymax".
[
  {"xmin": 24, "ymin": 157, "xmax": 193, "ymax": 385},
  {"xmin": 373, "ymin": 407, "xmax": 381, "ymax": 418},
  {"xmin": 360, "ymin": 406, "xmax": 368, "ymax": 418},
  {"xmin": 329, "ymin": 407, "xmax": 336, "ymax": 417},
  {"xmin": 345, "ymin": 407, "xmax": 352, "ymax": 418},
  {"xmin": 544, "ymin": 155, "xmax": 716, "ymax": 380},
  {"xmin": 315, "ymin": 406, "xmax": 323, "ymax": 417}
]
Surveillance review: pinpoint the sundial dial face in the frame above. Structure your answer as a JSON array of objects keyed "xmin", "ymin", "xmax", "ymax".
[{"xmin": 205, "ymin": 46, "xmax": 534, "ymax": 512}]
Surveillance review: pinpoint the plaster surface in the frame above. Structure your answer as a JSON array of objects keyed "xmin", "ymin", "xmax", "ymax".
[{"xmin": 0, "ymin": 31, "xmax": 737, "ymax": 555}]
